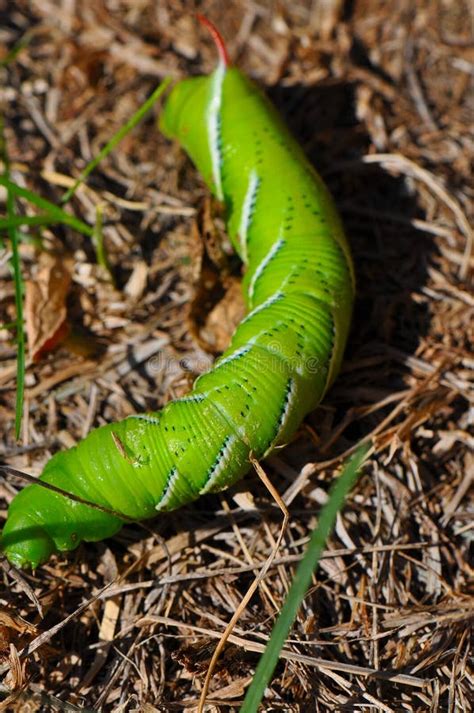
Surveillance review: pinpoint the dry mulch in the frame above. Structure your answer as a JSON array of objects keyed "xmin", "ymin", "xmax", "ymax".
[{"xmin": 0, "ymin": 1, "xmax": 472, "ymax": 711}]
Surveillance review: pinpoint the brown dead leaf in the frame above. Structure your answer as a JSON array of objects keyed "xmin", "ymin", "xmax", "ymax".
[
  {"xmin": 173, "ymin": 637, "xmax": 244, "ymax": 677},
  {"xmin": 200, "ymin": 197, "xmax": 230, "ymax": 272},
  {"xmin": 3, "ymin": 644, "xmax": 27, "ymax": 694},
  {"xmin": 25, "ymin": 252, "xmax": 74, "ymax": 362},
  {"xmin": 187, "ymin": 199, "xmax": 244, "ymax": 353},
  {"xmin": 0, "ymin": 610, "xmax": 37, "ymax": 662},
  {"xmin": 199, "ymin": 277, "xmax": 245, "ymax": 352},
  {"xmin": 186, "ymin": 197, "xmax": 228, "ymax": 284}
]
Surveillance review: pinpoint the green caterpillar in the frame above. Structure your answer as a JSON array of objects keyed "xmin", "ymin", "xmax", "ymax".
[{"xmin": 1, "ymin": 18, "xmax": 354, "ymax": 568}]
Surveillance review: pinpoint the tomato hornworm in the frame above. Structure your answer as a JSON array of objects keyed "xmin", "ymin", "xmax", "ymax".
[{"xmin": 1, "ymin": 18, "xmax": 354, "ymax": 568}]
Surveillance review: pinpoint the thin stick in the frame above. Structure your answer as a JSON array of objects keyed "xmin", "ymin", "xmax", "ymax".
[
  {"xmin": 0, "ymin": 465, "xmax": 134, "ymax": 522},
  {"xmin": 220, "ymin": 497, "xmax": 280, "ymax": 611},
  {"xmin": 197, "ymin": 454, "xmax": 289, "ymax": 713}
]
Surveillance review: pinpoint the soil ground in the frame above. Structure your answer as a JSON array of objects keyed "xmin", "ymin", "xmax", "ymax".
[{"xmin": 0, "ymin": 1, "xmax": 472, "ymax": 711}]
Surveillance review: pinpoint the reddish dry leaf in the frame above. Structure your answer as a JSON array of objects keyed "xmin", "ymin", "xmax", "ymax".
[
  {"xmin": 0, "ymin": 610, "xmax": 37, "ymax": 662},
  {"xmin": 25, "ymin": 252, "xmax": 74, "ymax": 363},
  {"xmin": 187, "ymin": 198, "xmax": 244, "ymax": 352},
  {"xmin": 3, "ymin": 645, "xmax": 27, "ymax": 694},
  {"xmin": 199, "ymin": 277, "xmax": 245, "ymax": 352}
]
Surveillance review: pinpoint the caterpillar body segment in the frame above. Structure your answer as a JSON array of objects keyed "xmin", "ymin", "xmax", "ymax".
[{"xmin": 1, "ymin": 28, "xmax": 354, "ymax": 568}]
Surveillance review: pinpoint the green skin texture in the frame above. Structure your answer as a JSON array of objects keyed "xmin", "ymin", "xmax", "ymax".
[{"xmin": 1, "ymin": 65, "xmax": 354, "ymax": 568}]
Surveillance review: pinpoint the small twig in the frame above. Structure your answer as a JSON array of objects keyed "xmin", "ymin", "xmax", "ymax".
[
  {"xmin": 0, "ymin": 465, "xmax": 134, "ymax": 523},
  {"xmin": 0, "ymin": 559, "xmax": 43, "ymax": 615},
  {"xmin": 197, "ymin": 454, "xmax": 289, "ymax": 713},
  {"xmin": 21, "ymin": 683, "xmax": 95, "ymax": 712},
  {"xmin": 404, "ymin": 41, "xmax": 438, "ymax": 131},
  {"xmin": 220, "ymin": 497, "xmax": 280, "ymax": 611}
]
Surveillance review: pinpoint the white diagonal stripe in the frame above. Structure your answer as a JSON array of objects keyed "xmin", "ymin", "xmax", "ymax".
[
  {"xmin": 200, "ymin": 435, "xmax": 239, "ymax": 494},
  {"xmin": 208, "ymin": 64, "xmax": 225, "ymax": 201},
  {"xmin": 248, "ymin": 237, "xmax": 285, "ymax": 303},
  {"xmin": 239, "ymin": 170, "xmax": 260, "ymax": 263},
  {"xmin": 240, "ymin": 292, "xmax": 283, "ymax": 326},
  {"xmin": 155, "ymin": 467, "xmax": 180, "ymax": 511}
]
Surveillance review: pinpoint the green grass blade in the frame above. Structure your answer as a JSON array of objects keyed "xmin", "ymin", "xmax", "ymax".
[
  {"xmin": 61, "ymin": 77, "xmax": 172, "ymax": 204},
  {"xmin": 0, "ymin": 122, "xmax": 26, "ymax": 439},
  {"xmin": 0, "ymin": 31, "xmax": 32, "ymax": 67},
  {"xmin": 8, "ymin": 192, "xmax": 25, "ymax": 440},
  {"xmin": 240, "ymin": 442, "xmax": 370, "ymax": 713},
  {"xmin": 0, "ymin": 176, "xmax": 94, "ymax": 237},
  {"xmin": 0, "ymin": 214, "xmax": 63, "ymax": 230}
]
